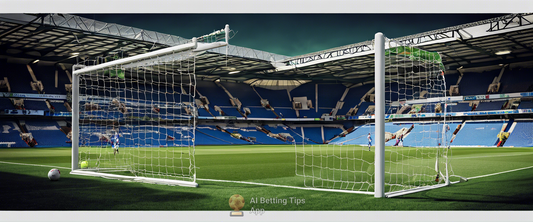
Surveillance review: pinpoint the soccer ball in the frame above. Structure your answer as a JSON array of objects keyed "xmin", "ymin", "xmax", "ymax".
[
  {"xmin": 48, "ymin": 169, "xmax": 60, "ymax": 181},
  {"xmin": 80, "ymin": 161, "xmax": 89, "ymax": 169},
  {"xmin": 229, "ymin": 194, "xmax": 245, "ymax": 211}
]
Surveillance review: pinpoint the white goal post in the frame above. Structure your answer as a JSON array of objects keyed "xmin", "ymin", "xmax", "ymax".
[
  {"xmin": 71, "ymin": 25, "xmax": 230, "ymax": 187},
  {"xmin": 375, "ymin": 32, "xmax": 386, "ymax": 198},
  {"xmin": 375, "ymin": 32, "xmax": 455, "ymax": 197}
]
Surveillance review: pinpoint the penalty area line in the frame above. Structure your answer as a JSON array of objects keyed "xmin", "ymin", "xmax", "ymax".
[
  {"xmin": 468, "ymin": 165, "xmax": 533, "ymax": 180},
  {"xmin": 0, "ymin": 160, "xmax": 71, "ymax": 170},
  {"xmin": 196, "ymin": 178, "xmax": 373, "ymax": 195}
]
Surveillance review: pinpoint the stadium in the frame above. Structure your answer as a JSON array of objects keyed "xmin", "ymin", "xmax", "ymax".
[{"xmin": 1, "ymin": 12, "xmax": 533, "ymax": 218}]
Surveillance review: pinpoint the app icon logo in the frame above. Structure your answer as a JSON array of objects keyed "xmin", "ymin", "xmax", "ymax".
[{"xmin": 229, "ymin": 194, "xmax": 245, "ymax": 216}]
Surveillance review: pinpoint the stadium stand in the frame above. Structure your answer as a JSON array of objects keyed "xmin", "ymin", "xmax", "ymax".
[
  {"xmin": 444, "ymin": 72, "xmax": 460, "ymax": 92},
  {"xmin": 331, "ymin": 122, "xmax": 460, "ymax": 147},
  {"xmin": 458, "ymin": 70, "xmax": 500, "ymax": 95},
  {"xmin": 318, "ymin": 84, "xmax": 348, "ymax": 112},
  {"xmin": 196, "ymin": 126, "xmax": 250, "ymax": 145},
  {"xmin": 330, "ymin": 124, "xmax": 374, "ymax": 145},
  {"xmin": 518, "ymin": 100, "xmax": 533, "ymax": 109},
  {"xmin": 264, "ymin": 125, "xmax": 300, "ymax": 141},
  {"xmin": 500, "ymin": 68, "xmax": 533, "ymax": 93},
  {"xmin": 24, "ymin": 119, "xmax": 70, "ymax": 147},
  {"xmin": 450, "ymin": 121, "xmax": 505, "ymax": 146},
  {"xmin": 0, "ymin": 98, "xmax": 14, "ymax": 109},
  {"xmin": 0, "ymin": 120, "xmax": 26, "ymax": 147},
  {"xmin": 4, "ymin": 63, "xmax": 35, "ymax": 93},
  {"xmin": 323, "ymin": 127, "xmax": 344, "ymax": 142},
  {"xmin": 475, "ymin": 101, "xmax": 506, "ymax": 111},
  {"xmin": 23, "ymin": 100, "xmax": 49, "ymax": 111},
  {"xmin": 356, "ymin": 102, "xmax": 374, "ymax": 116},
  {"xmin": 197, "ymin": 108, "xmax": 214, "ymax": 117},
  {"xmin": 504, "ymin": 121, "xmax": 533, "ymax": 147},
  {"xmin": 337, "ymin": 84, "xmax": 374, "ymax": 115},
  {"xmin": 49, "ymin": 101, "xmax": 69, "ymax": 113},
  {"xmin": 253, "ymin": 88, "xmax": 295, "ymax": 118},
  {"xmin": 29, "ymin": 64, "xmax": 71, "ymax": 95},
  {"xmin": 236, "ymin": 127, "xmax": 288, "ymax": 145},
  {"xmin": 247, "ymin": 107, "xmax": 278, "ymax": 119},
  {"xmin": 218, "ymin": 82, "xmax": 261, "ymax": 107},
  {"xmin": 403, "ymin": 122, "xmax": 459, "ymax": 147},
  {"xmin": 195, "ymin": 128, "xmax": 234, "ymax": 145},
  {"xmin": 3, "ymin": 14, "xmax": 533, "ymax": 149},
  {"xmin": 301, "ymin": 127, "xmax": 323, "ymax": 144},
  {"xmin": 448, "ymin": 102, "xmax": 472, "ymax": 112}
]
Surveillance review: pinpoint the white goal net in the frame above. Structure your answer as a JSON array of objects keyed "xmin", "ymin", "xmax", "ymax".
[
  {"xmin": 296, "ymin": 34, "xmax": 460, "ymax": 197},
  {"xmin": 71, "ymin": 25, "xmax": 230, "ymax": 187}
]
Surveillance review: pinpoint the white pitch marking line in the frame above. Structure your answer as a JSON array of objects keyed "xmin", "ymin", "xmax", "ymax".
[
  {"xmin": 0, "ymin": 160, "xmax": 71, "ymax": 170},
  {"xmin": 468, "ymin": 165, "xmax": 533, "ymax": 180}
]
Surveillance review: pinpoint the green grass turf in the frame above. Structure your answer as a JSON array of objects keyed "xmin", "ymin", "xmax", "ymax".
[{"xmin": 0, "ymin": 145, "xmax": 532, "ymax": 210}]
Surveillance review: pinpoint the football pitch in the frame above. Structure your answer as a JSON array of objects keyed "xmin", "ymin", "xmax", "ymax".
[{"xmin": 0, "ymin": 145, "xmax": 533, "ymax": 210}]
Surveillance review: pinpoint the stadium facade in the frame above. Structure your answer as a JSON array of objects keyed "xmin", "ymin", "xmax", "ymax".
[{"xmin": 1, "ymin": 13, "xmax": 533, "ymax": 148}]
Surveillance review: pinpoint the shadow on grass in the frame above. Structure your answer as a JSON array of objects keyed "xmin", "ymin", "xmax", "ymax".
[
  {"xmin": 397, "ymin": 173, "xmax": 533, "ymax": 210},
  {"xmin": 0, "ymin": 171, "xmax": 208, "ymax": 210}
]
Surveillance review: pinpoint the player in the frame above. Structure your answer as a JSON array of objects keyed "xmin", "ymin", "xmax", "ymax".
[
  {"xmin": 112, "ymin": 132, "xmax": 120, "ymax": 155},
  {"xmin": 367, "ymin": 133, "xmax": 372, "ymax": 151}
]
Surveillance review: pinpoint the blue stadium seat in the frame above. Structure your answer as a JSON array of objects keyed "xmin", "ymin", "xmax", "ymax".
[
  {"xmin": 504, "ymin": 121, "xmax": 533, "ymax": 147},
  {"xmin": 0, "ymin": 120, "xmax": 27, "ymax": 147},
  {"xmin": 323, "ymin": 127, "xmax": 343, "ymax": 142},
  {"xmin": 24, "ymin": 120, "xmax": 70, "ymax": 147},
  {"xmin": 330, "ymin": 124, "xmax": 374, "ymax": 145},
  {"xmin": 195, "ymin": 126, "xmax": 249, "ymax": 145},
  {"xmin": 451, "ymin": 121, "xmax": 504, "ymax": 146},
  {"xmin": 448, "ymin": 103, "xmax": 472, "ymax": 112},
  {"xmin": 24, "ymin": 100, "xmax": 49, "ymax": 110},
  {"xmin": 235, "ymin": 127, "xmax": 287, "ymax": 144},
  {"xmin": 355, "ymin": 102, "xmax": 373, "ymax": 116},
  {"xmin": 246, "ymin": 107, "xmax": 278, "ymax": 118},
  {"xmin": 217, "ymin": 82, "xmax": 262, "ymax": 107},
  {"xmin": 337, "ymin": 84, "xmax": 374, "ymax": 115},
  {"xmin": 302, "ymin": 127, "xmax": 323, "ymax": 144},
  {"xmin": 50, "ymin": 102, "xmax": 69, "ymax": 113},
  {"xmin": 518, "ymin": 100, "xmax": 533, "ymax": 109}
]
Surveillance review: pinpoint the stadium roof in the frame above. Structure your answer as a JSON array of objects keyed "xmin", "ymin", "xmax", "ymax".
[{"xmin": 1, "ymin": 13, "xmax": 533, "ymax": 85}]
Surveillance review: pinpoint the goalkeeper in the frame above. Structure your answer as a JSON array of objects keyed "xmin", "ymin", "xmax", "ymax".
[{"xmin": 112, "ymin": 132, "xmax": 120, "ymax": 155}]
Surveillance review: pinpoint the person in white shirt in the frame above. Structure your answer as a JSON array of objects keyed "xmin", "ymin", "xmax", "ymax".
[{"xmin": 367, "ymin": 133, "xmax": 372, "ymax": 151}]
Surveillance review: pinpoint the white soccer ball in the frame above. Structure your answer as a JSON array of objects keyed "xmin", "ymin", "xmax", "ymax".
[{"xmin": 48, "ymin": 169, "xmax": 60, "ymax": 181}]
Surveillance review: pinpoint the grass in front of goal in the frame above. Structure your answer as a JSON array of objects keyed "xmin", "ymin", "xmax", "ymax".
[{"xmin": 0, "ymin": 145, "xmax": 532, "ymax": 210}]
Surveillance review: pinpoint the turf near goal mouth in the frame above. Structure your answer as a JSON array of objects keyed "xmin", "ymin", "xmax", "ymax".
[{"xmin": 70, "ymin": 25, "xmax": 231, "ymax": 187}]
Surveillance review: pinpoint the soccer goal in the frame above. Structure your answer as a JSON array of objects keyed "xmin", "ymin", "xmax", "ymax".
[
  {"xmin": 70, "ymin": 25, "xmax": 231, "ymax": 187},
  {"xmin": 296, "ymin": 33, "xmax": 463, "ymax": 197}
]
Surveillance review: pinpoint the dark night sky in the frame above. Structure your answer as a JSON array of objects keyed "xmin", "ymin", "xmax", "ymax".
[{"xmin": 80, "ymin": 14, "xmax": 505, "ymax": 57}]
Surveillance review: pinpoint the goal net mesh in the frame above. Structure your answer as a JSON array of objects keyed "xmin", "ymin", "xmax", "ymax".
[
  {"xmin": 76, "ymin": 47, "xmax": 198, "ymax": 183},
  {"xmin": 296, "ymin": 39, "xmax": 455, "ymax": 195}
]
